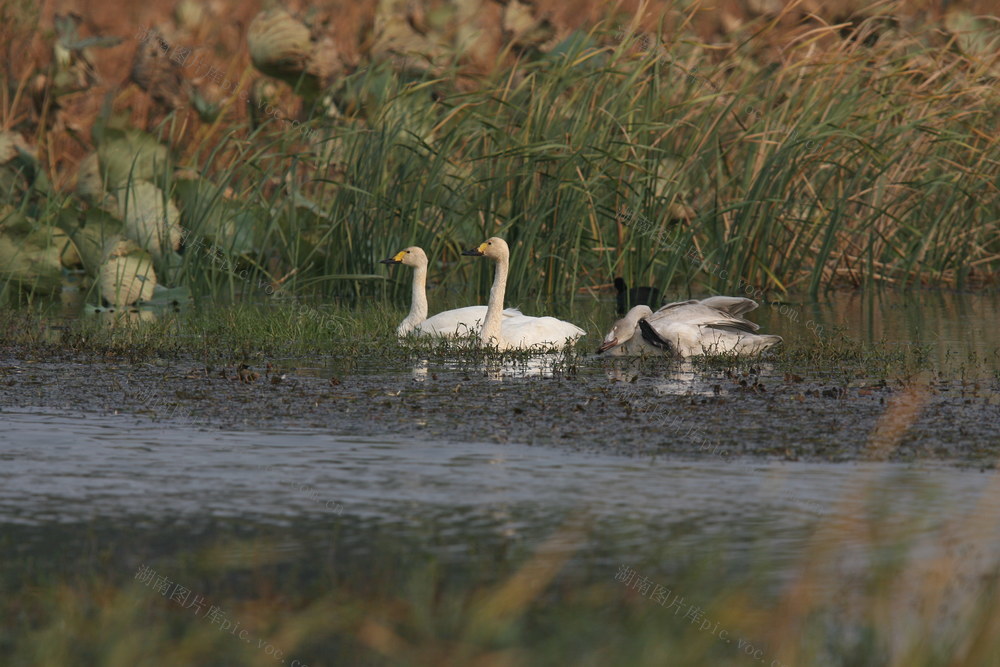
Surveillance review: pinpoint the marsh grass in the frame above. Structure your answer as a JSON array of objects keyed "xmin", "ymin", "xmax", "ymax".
[
  {"xmin": 3, "ymin": 7, "xmax": 1000, "ymax": 663},
  {"xmin": 3, "ymin": 11, "xmax": 998, "ymax": 308},
  {"xmin": 3, "ymin": 305, "xmax": 991, "ymax": 389}
]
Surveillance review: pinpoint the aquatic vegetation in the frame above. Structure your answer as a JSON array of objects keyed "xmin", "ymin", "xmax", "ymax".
[
  {"xmin": 1, "ymin": 1, "xmax": 997, "ymax": 312},
  {"xmin": 2, "ymin": 3, "xmax": 999, "ymax": 664}
]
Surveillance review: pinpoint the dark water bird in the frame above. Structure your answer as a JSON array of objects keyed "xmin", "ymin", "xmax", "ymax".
[{"xmin": 614, "ymin": 277, "xmax": 662, "ymax": 315}]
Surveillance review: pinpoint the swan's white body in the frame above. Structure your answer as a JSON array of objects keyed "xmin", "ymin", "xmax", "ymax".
[
  {"xmin": 598, "ymin": 297, "xmax": 782, "ymax": 357},
  {"xmin": 416, "ymin": 305, "xmax": 505, "ymax": 337},
  {"xmin": 381, "ymin": 247, "xmax": 521, "ymax": 337},
  {"xmin": 463, "ymin": 237, "xmax": 585, "ymax": 350}
]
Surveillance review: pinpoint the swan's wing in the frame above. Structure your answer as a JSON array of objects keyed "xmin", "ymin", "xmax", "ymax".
[
  {"xmin": 649, "ymin": 303, "xmax": 760, "ymax": 331},
  {"xmin": 418, "ymin": 306, "xmax": 488, "ymax": 336},
  {"xmin": 698, "ymin": 319, "xmax": 759, "ymax": 334},
  {"xmin": 698, "ymin": 296, "xmax": 758, "ymax": 317},
  {"xmin": 417, "ymin": 306, "xmax": 523, "ymax": 336},
  {"xmin": 693, "ymin": 329, "xmax": 783, "ymax": 356},
  {"xmin": 500, "ymin": 315, "xmax": 584, "ymax": 348},
  {"xmin": 732, "ymin": 334, "xmax": 782, "ymax": 353},
  {"xmin": 642, "ymin": 298, "xmax": 781, "ymax": 357},
  {"xmin": 647, "ymin": 317, "xmax": 782, "ymax": 356},
  {"xmin": 654, "ymin": 299, "xmax": 699, "ymax": 313},
  {"xmin": 642, "ymin": 316, "xmax": 716, "ymax": 354}
]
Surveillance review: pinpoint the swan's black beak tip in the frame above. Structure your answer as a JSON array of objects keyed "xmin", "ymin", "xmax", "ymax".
[
  {"xmin": 596, "ymin": 339, "xmax": 617, "ymax": 354},
  {"xmin": 461, "ymin": 249, "xmax": 484, "ymax": 256},
  {"xmin": 379, "ymin": 258, "xmax": 399, "ymax": 264}
]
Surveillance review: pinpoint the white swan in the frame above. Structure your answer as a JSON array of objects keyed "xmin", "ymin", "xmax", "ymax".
[
  {"xmin": 461, "ymin": 237, "xmax": 585, "ymax": 349},
  {"xmin": 597, "ymin": 305, "xmax": 656, "ymax": 355},
  {"xmin": 380, "ymin": 246, "xmax": 521, "ymax": 337},
  {"xmin": 597, "ymin": 297, "xmax": 782, "ymax": 357}
]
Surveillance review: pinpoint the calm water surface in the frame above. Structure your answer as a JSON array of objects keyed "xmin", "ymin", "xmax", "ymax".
[
  {"xmin": 2, "ymin": 290, "xmax": 999, "ymax": 661},
  {"xmin": 2, "ymin": 405, "xmax": 998, "ymax": 587}
]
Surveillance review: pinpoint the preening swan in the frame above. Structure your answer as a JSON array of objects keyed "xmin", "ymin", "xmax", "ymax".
[
  {"xmin": 597, "ymin": 297, "xmax": 782, "ymax": 357},
  {"xmin": 461, "ymin": 237, "xmax": 585, "ymax": 349},
  {"xmin": 598, "ymin": 305, "xmax": 655, "ymax": 355},
  {"xmin": 380, "ymin": 246, "xmax": 521, "ymax": 337}
]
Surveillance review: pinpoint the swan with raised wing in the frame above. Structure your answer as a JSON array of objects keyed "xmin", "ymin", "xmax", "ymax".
[
  {"xmin": 597, "ymin": 297, "xmax": 781, "ymax": 357},
  {"xmin": 461, "ymin": 237, "xmax": 585, "ymax": 349},
  {"xmin": 380, "ymin": 246, "xmax": 521, "ymax": 337}
]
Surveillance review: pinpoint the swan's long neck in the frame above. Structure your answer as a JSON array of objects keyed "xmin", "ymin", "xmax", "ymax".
[
  {"xmin": 481, "ymin": 255, "xmax": 509, "ymax": 346},
  {"xmin": 399, "ymin": 263, "xmax": 428, "ymax": 335}
]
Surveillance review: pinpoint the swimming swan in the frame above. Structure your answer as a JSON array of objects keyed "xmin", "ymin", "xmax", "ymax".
[
  {"xmin": 380, "ymin": 246, "xmax": 521, "ymax": 337},
  {"xmin": 597, "ymin": 297, "xmax": 782, "ymax": 357},
  {"xmin": 461, "ymin": 237, "xmax": 585, "ymax": 349}
]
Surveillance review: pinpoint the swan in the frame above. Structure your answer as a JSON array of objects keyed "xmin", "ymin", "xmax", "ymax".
[
  {"xmin": 380, "ymin": 246, "xmax": 521, "ymax": 337},
  {"xmin": 597, "ymin": 297, "xmax": 782, "ymax": 357},
  {"xmin": 598, "ymin": 305, "xmax": 656, "ymax": 355},
  {"xmin": 461, "ymin": 237, "xmax": 585, "ymax": 349}
]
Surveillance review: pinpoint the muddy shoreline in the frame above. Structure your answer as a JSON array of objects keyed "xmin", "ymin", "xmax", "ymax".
[{"xmin": 2, "ymin": 353, "xmax": 997, "ymax": 466}]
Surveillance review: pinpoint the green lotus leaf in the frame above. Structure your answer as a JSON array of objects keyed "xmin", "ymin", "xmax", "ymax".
[
  {"xmin": 117, "ymin": 181, "xmax": 182, "ymax": 262},
  {"xmin": 61, "ymin": 207, "xmax": 126, "ymax": 274},
  {"xmin": 74, "ymin": 152, "xmax": 106, "ymax": 204},
  {"xmin": 97, "ymin": 128, "xmax": 172, "ymax": 191},
  {"xmin": 99, "ymin": 239, "xmax": 157, "ymax": 307},
  {"xmin": 0, "ymin": 208, "xmax": 64, "ymax": 294},
  {"xmin": 173, "ymin": 176, "xmax": 258, "ymax": 256}
]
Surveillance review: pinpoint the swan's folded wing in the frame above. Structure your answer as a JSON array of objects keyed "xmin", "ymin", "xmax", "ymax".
[
  {"xmin": 417, "ymin": 306, "xmax": 522, "ymax": 336},
  {"xmin": 649, "ymin": 304, "xmax": 760, "ymax": 331},
  {"xmin": 419, "ymin": 305, "xmax": 487, "ymax": 336},
  {"xmin": 654, "ymin": 299, "xmax": 699, "ymax": 313},
  {"xmin": 698, "ymin": 296, "xmax": 758, "ymax": 317},
  {"xmin": 501, "ymin": 315, "xmax": 584, "ymax": 347},
  {"xmin": 698, "ymin": 319, "xmax": 760, "ymax": 334}
]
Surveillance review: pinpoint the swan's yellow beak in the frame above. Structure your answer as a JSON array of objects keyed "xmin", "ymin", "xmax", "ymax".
[
  {"xmin": 380, "ymin": 251, "xmax": 406, "ymax": 264},
  {"xmin": 461, "ymin": 242, "xmax": 488, "ymax": 257}
]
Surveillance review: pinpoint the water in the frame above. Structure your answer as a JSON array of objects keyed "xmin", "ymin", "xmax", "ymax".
[
  {"xmin": 3, "ymin": 290, "xmax": 1000, "ymax": 663},
  {"xmin": 691, "ymin": 290, "xmax": 1000, "ymax": 364},
  {"xmin": 3, "ymin": 406, "xmax": 998, "ymax": 578}
]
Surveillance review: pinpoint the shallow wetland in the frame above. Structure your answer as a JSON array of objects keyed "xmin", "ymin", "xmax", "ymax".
[{"xmin": 2, "ymin": 290, "xmax": 1000, "ymax": 665}]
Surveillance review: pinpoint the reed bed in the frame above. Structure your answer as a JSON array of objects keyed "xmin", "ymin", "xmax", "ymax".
[{"xmin": 1, "ymin": 2, "xmax": 998, "ymax": 310}]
